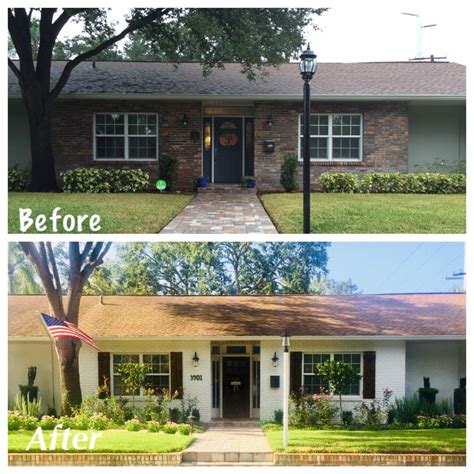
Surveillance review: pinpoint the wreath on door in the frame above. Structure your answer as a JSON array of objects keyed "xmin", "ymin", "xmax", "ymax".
[{"xmin": 219, "ymin": 121, "xmax": 239, "ymax": 147}]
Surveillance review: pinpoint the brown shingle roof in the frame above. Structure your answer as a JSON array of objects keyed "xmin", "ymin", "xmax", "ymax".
[
  {"xmin": 8, "ymin": 61, "xmax": 466, "ymax": 98},
  {"xmin": 8, "ymin": 293, "xmax": 465, "ymax": 338}
]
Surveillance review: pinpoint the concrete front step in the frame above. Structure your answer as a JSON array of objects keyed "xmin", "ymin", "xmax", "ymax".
[
  {"xmin": 208, "ymin": 419, "xmax": 261, "ymax": 428},
  {"xmin": 181, "ymin": 462, "xmax": 275, "ymax": 467},
  {"xmin": 198, "ymin": 184, "xmax": 257, "ymax": 194},
  {"xmin": 182, "ymin": 451, "xmax": 274, "ymax": 464}
]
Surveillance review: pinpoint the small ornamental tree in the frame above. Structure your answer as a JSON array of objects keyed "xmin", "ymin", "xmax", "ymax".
[
  {"xmin": 315, "ymin": 360, "xmax": 361, "ymax": 422},
  {"xmin": 117, "ymin": 363, "xmax": 150, "ymax": 409}
]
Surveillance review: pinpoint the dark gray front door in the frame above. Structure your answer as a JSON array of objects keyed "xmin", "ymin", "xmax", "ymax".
[{"xmin": 214, "ymin": 117, "xmax": 243, "ymax": 183}]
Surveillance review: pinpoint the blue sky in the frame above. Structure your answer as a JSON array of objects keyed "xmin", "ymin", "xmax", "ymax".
[{"xmin": 326, "ymin": 242, "xmax": 465, "ymax": 294}]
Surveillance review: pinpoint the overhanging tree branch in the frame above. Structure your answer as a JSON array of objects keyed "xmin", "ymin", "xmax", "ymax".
[{"xmin": 49, "ymin": 8, "xmax": 171, "ymax": 100}]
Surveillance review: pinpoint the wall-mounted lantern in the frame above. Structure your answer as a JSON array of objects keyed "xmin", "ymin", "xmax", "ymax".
[
  {"xmin": 267, "ymin": 115, "xmax": 274, "ymax": 127},
  {"xmin": 271, "ymin": 351, "xmax": 280, "ymax": 367},
  {"xmin": 182, "ymin": 114, "xmax": 189, "ymax": 126},
  {"xmin": 192, "ymin": 352, "xmax": 200, "ymax": 367}
]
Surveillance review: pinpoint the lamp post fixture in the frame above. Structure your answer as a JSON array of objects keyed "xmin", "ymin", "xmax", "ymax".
[
  {"xmin": 281, "ymin": 327, "xmax": 291, "ymax": 448},
  {"xmin": 299, "ymin": 44, "xmax": 318, "ymax": 234}
]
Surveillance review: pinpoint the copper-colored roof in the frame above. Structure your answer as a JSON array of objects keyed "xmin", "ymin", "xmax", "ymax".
[
  {"xmin": 8, "ymin": 294, "xmax": 465, "ymax": 338},
  {"xmin": 8, "ymin": 61, "xmax": 466, "ymax": 98}
]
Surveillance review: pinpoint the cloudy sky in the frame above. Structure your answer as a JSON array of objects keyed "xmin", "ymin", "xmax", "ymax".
[{"xmin": 58, "ymin": 1, "xmax": 468, "ymax": 65}]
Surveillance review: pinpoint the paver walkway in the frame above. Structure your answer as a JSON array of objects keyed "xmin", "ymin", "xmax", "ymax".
[
  {"xmin": 182, "ymin": 422, "xmax": 273, "ymax": 464},
  {"xmin": 160, "ymin": 190, "xmax": 277, "ymax": 234}
]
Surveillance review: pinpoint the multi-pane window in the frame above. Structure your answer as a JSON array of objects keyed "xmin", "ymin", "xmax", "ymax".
[
  {"xmin": 303, "ymin": 353, "xmax": 362, "ymax": 396},
  {"xmin": 334, "ymin": 353, "xmax": 361, "ymax": 395},
  {"xmin": 299, "ymin": 114, "xmax": 362, "ymax": 161},
  {"xmin": 95, "ymin": 113, "xmax": 158, "ymax": 160},
  {"xmin": 112, "ymin": 354, "xmax": 169, "ymax": 396},
  {"xmin": 303, "ymin": 353, "xmax": 330, "ymax": 394}
]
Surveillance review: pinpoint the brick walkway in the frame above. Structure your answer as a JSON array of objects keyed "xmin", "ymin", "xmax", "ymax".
[
  {"xmin": 160, "ymin": 190, "xmax": 277, "ymax": 234},
  {"xmin": 182, "ymin": 422, "xmax": 273, "ymax": 464}
]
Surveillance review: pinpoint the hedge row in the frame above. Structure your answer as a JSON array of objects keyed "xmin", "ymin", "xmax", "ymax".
[
  {"xmin": 60, "ymin": 168, "xmax": 150, "ymax": 193},
  {"xmin": 8, "ymin": 166, "xmax": 29, "ymax": 191},
  {"xmin": 319, "ymin": 172, "xmax": 466, "ymax": 194}
]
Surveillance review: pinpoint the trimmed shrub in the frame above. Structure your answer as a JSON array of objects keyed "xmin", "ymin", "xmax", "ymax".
[
  {"xmin": 125, "ymin": 418, "xmax": 142, "ymax": 431},
  {"xmin": 19, "ymin": 416, "xmax": 39, "ymax": 431},
  {"xmin": 280, "ymin": 154, "xmax": 299, "ymax": 192},
  {"xmin": 38, "ymin": 415, "xmax": 59, "ymax": 430},
  {"xmin": 177, "ymin": 424, "xmax": 191, "ymax": 435},
  {"xmin": 320, "ymin": 172, "xmax": 466, "ymax": 194},
  {"xmin": 319, "ymin": 172, "xmax": 359, "ymax": 193},
  {"xmin": 159, "ymin": 154, "xmax": 178, "ymax": 191},
  {"xmin": 8, "ymin": 166, "xmax": 29, "ymax": 191},
  {"xmin": 147, "ymin": 420, "xmax": 163, "ymax": 432},
  {"xmin": 8, "ymin": 412, "xmax": 22, "ymax": 431},
  {"xmin": 61, "ymin": 168, "xmax": 149, "ymax": 193},
  {"xmin": 88, "ymin": 414, "xmax": 110, "ymax": 430},
  {"xmin": 273, "ymin": 409, "xmax": 283, "ymax": 424},
  {"xmin": 162, "ymin": 422, "xmax": 178, "ymax": 434},
  {"xmin": 73, "ymin": 414, "xmax": 89, "ymax": 430}
]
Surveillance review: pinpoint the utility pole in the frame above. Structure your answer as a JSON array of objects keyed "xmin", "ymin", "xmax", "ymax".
[
  {"xmin": 446, "ymin": 271, "xmax": 466, "ymax": 292},
  {"xmin": 401, "ymin": 12, "xmax": 437, "ymax": 59}
]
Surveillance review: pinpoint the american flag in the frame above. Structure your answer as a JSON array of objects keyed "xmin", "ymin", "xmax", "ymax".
[{"xmin": 40, "ymin": 313, "xmax": 99, "ymax": 351}]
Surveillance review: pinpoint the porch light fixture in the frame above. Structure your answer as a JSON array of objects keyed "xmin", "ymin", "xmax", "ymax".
[
  {"xmin": 181, "ymin": 114, "xmax": 189, "ymax": 126},
  {"xmin": 299, "ymin": 44, "xmax": 318, "ymax": 234},
  {"xmin": 192, "ymin": 352, "xmax": 200, "ymax": 367},
  {"xmin": 271, "ymin": 351, "xmax": 280, "ymax": 367},
  {"xmin": 267, "ymin": 115, "xmax": 273, "ymax": 127}
]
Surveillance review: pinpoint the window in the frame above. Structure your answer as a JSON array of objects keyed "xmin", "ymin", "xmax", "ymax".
[
  {"xmin": 299, "ymin": 114, "xmax": 362, "ymax": 161},
  {"xmin": 303, "ymin": 353, "xmax": 330, "ymax": 394},
  {"xmin": 303, "ymin": 353, "xmax": 362, "ymax": 396},
  {"xmin": 95, "ymin": 113, "xmax": 158, "ymax": 160},
  {"xmin": 112, "ymin": 353, "xmax": 169, "ymax": 396},
  {"xmin": 334, "ymin": 353, "xmax": 361, "ymax": 395}
]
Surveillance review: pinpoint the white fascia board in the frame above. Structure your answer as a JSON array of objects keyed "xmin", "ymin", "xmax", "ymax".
[
  {"xmin": 9, "ymin": 335, "xmax": 466, "ymax": 342},
  {"xmin": 7, "ymin": 93, "xmax": 466, "ymax": 102}
]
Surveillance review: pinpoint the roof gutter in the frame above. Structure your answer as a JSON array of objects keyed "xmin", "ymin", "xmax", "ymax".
[
  {"xmin": 8, "ymin": 335, "xmax": 466, "ymax": 342},
  {"xmin": 7, "ymin": 93, "xmax": 466, "ymax": 102}
]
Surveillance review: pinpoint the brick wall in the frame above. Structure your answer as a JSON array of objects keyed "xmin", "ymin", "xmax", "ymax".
[
  {"xmin": 51, "ymin": 100, "xmax": 202, "ymax": 190},
  {"xmin": 254, "ymin": 101, "xmax": 409, "ymax": 191},
  {"xmin": 259, "ymin": 339, "xmax": 406, "ymax": 421},
  {"xmin": 50, "ymin": 99, "xmax": 408, "ymax": 191}
]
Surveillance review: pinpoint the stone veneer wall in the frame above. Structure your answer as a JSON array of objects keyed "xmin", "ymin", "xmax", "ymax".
[
  {"xmin": 254, "ymin": 101, "xmax": 409, "ymax": 191},
  {"xmin": 51, "ymin": 99, "xmax": 202, "ymax": 190}
]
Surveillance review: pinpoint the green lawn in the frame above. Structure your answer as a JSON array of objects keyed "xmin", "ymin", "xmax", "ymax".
[
  {"xmin": 8, "ymin": 430, "xmax": 193, "ymax": 453},
  {"xmin": 260, "ymin": 193, "xmax": 466, "ymax": 234},
  {"xmin": 264, "ymin": 428, "xmax": 466, "ymax": 454},
  {"xmin": 8, "ymin": 193, "xmax": 194, "ymax": 234}
]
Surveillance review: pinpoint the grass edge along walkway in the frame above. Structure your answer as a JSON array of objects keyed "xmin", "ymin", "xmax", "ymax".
[
  {"xmin": 8, "ymin": 192, "xmax": 194, "ymax": 234},
  {"xmin": 264, "ymin": 428, "xmax": 466, "ymax": 454},
  {"xmin": 259, "ymin": 193, "xmax": 466, "ymax": 234},
  {"xmin": 8, "ymin": 429, "xmax": 194, "ymax": 453}
]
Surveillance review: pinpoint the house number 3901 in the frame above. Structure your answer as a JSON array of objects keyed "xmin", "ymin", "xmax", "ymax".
[{"xmin": 190, "ymin": 375, "xmax": 202, "ymax": 381}]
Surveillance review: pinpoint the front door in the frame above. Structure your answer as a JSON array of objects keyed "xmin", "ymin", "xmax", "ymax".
[
  {"xmin": 213, "ymin": 117, "xmax": 243, "ymax": 183},
  {"xmin": 222, "ymin": 357, "xmax": 250, "ymax": 418}
]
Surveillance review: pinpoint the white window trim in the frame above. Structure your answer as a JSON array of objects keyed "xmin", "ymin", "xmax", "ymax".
[
  {"xmin": 93, "ymin": 113, "xmax": 159, "ymax": 162},
  {"xmin": 298, "ymin": 113, "xmax": 363, "ymax": 162},
  {"xmin": 302, "ymin": 352, "xmax": 364, "ymax": 399},
  {"xmin": 110, "ymin": 352, "xmax": 170, "ymax": 398}
]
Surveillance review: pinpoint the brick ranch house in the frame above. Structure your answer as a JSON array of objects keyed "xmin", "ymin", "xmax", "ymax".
[
  {"xmin": 8, "ymin": 60, "xmax": 466, "ymax": 191},
  {"xmin": 9, "ymin": 293, "xmax": 465, "ymax": 421}
]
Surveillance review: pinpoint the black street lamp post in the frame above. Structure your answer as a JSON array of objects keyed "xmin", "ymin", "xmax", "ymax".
[{"xmin": 299, "ymin": 44, "xmax": 318, "ymax": 233}]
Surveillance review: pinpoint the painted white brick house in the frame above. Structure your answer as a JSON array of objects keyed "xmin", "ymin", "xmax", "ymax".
[{"xmin": 8, "ymin": 293, "xmax": 465, "ymax": 421}]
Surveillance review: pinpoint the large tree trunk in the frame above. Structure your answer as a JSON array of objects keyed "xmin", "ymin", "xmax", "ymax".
[
  {"xmin": 55, "ymin": 338, "xmax": 82, "ymax": 414},
  {"xmin": 26, "ymin": 102, "xmax": 59, "ymax": 191}
]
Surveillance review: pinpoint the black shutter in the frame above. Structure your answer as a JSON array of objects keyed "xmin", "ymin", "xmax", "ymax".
[
  {"xmin": 290, "ymin": 351, "xmax": 303, "ymax": 395},
  {"xmin": 97, "ymin": 352, "xmax": 111, "ymax": 393},
  {"xmin": 170, "ymin": 352, "xmax": 183, "ymax": 399},
  {"xmin": 363, "ymin": 351, "xmax": 376, "ymax": 399}
]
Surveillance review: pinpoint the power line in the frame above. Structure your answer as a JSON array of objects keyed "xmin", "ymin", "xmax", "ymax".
[{"xmin": 374, "ymin": 243, "xmax": 424, "ymax": 293}]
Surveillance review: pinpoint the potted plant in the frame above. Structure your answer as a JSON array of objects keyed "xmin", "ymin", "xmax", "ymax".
[
  {"xmin": 196, "ymin": 176, "xmax": 209, "ymax": 188},
  {"xmin": 418, "ymin": 376, "xmax": 439, "ymax": 404},
  {"xmin": 241, "ymin": 176, "xmax": 256, "ymax": 188}
]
